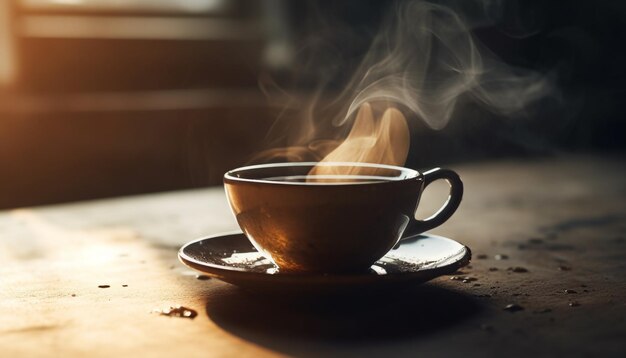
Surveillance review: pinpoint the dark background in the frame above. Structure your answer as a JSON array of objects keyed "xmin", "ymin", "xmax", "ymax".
[
  {"xmin": 285, "ymin": 0, "xmax": 626, "ymax": 157},
  {"xmin": 0, "ymin": 0, "xmax": 624, "ymax": 209}
]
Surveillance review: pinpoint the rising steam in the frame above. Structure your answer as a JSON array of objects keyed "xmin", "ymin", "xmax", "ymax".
[
  {"xmin": 255, "ymin": 0, "xmax": 552, "ymax": 172},
  {"xmin": 308, "ymin": 103, "xmax": 410, "ymax": 176}
]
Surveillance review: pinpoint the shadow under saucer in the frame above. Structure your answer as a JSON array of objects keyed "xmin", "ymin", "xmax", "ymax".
[{"xmin": 204, "ymin": 283, "xmax": 483, "ymax": 355}]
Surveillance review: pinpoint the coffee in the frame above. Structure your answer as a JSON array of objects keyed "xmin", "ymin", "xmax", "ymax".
[
  {"xmin": 262, "ymin": 175, "xmax": 395, "ymax": 184},
  {"xmin": 224, "ymin": 162, "xmax": 463, "ymax": 274}
]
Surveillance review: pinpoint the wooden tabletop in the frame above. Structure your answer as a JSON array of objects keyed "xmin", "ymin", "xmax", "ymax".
[{"xmin": 1, "ymin": 155, "xmax": 625, "ymax": 357}]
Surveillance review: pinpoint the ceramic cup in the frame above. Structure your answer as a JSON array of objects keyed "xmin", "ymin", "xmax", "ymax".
[{"xmin": 224, "ymin": 162, "xmax": 463, "ymax": 274}]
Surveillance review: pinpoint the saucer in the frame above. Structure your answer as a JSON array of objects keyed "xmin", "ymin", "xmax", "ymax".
[{"xmin": 178, "ymin": 232, "xmax": 471, "ymax": 292}]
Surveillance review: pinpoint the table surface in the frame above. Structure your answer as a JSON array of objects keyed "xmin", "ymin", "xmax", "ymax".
[{"xmin": 1, "ymin": 155, "xmax": 625, "ymax": 357}]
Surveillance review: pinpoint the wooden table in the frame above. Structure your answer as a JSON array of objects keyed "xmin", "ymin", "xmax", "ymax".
[{"xmin": 1, "ymin": 155, "xmax": 625, "ymax": 357}]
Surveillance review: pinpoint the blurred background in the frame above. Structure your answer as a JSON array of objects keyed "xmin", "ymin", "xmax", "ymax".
[{"xmin": 0, "ymin": 0, "xmax": 624, "ymax": 209}]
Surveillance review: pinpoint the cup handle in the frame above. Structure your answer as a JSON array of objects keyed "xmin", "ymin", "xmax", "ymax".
[{"xmin": 402, "ymin": 167, "xmax": 464, "ymax": 238}]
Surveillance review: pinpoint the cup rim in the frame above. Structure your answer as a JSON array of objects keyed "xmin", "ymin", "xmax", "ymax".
[{"xmin": 224, "ymin": 162, "xmax": 421, "ymax": 186}]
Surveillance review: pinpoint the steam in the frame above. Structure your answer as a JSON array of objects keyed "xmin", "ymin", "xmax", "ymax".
[
  {"xmin": 255, "ymin": 0, "xmax": 553, "ymax": 170},
  {"xmin": 339, "ymin": 1, "xmax": 550, "ymax": 130},
  {"xmin": 309, "ymin": 103, "xmax": 409, "ymax": 176}
]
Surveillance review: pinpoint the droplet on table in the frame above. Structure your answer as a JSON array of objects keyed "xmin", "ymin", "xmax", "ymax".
[
  {"xmin": 488, "ymin": 267, "xmax": 499, "ymax": 272},
  {"xmin": 504, "ymin": 303, "xmax": 524, "ymax": 312},
  {"xmin": 98, "ymin": 285, "xmax": 110, "ymax": 288},
  {"xmin": 558, "ymin": 265, "xmax": 572, "ymax": 271},
  {"xmin": 452, "ymin": 276, "xmax": 477, "ymax": 283},
  {"xmin": 495, "ymin": 254, "xmax": 509, "ymax": 260},
  {"xmin": 195, "ymin": 274, "xmax": 211, "ymax": 281},
  {"xmin": 122, "ymin": 284, "xmax": 128, "ymax": 287},
  {"xmin": 564, "ymin": 289, "xmax": 578, "ymax": 294},
  {"xmin": 507, "ymin": 267, "xmax": 529, "ymax": 273},
  {"xmin": 451, "ymin": 276, "xmax": 476, "ymax": 282},
  {"xmin": 153, "ymin": 305, "xmax": 198, "ymax": 319},
  {"xmin": 569, "ymin": 301, "xmax": 581, "ymax": 307},
  {"xmin": 476, "ymin": 254, "xmax": 488, "ymax": 260}
]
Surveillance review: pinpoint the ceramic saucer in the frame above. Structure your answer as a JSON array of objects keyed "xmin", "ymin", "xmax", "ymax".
[{"xmin": 178, "ymin": 232, "xmax": 471, "ymax": 292}]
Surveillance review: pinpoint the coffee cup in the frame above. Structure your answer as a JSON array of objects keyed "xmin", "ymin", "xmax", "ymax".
[{"xmin": 224, "ymin": 162, "xmax": 463, "ymax": 274}]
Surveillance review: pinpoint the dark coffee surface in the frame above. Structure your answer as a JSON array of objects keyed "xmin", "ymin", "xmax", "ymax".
[
  {"xmin": 226, "ymin": 163, "xmax": 413, "ymax": 182},
  {"xmin": 262, "ymin": 175, "xmax": 392, "ymax": 184}
]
